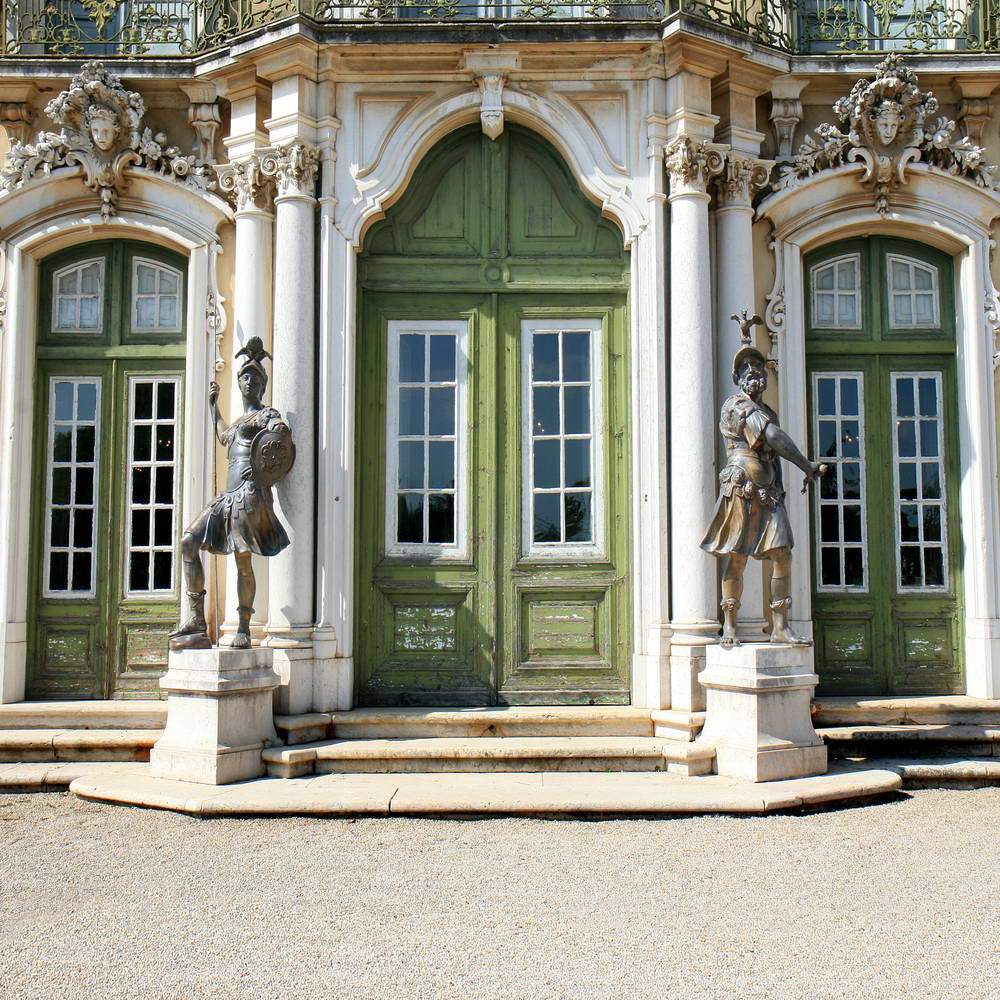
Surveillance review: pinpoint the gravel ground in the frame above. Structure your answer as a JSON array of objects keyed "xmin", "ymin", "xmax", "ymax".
[{"xmin": 1, "ymin": 789, "xmax": 998, "ymax": 1000}]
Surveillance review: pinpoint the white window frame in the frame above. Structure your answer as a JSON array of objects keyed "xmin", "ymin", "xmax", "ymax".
[
  {"xmin": 520, "ymin": 317, "xmax": 605, "ymax": 561},
  {"xmin": 51, "ymin": 257, "xmax": 105, "ymax": 334},
  {"xmin": 810, "ymin": 253, "xmax": 862, "ymax": 330},
  {"xmin": 124, "ymin": 374, "xmax": 182, "ymax": 598},
  {"xmin": 43, "ymin": 376, "xmax": 102, "ymax": 599},
  {"xmin": 891, "ymin": 370, "xmax": 950, "ymax": 593},
  {"xmin": 811, "ymin": 371, "xmax": 869, "ymax": 594},
  {"xmin": 131, "ymin": 256, "xmax": 184, "ymax": 334},
  {"xmin": 384, "ymin": 319, "xmax": 470, "ymax": 560},
  {"xmin": 886, "ymin": 253, "xmax": 940, "ymax": 329}
]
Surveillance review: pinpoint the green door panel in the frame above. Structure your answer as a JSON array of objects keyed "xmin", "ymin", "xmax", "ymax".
[
  {"xmin": 806, "ymin": 237, "xmax": 963, "ymax": 696},
  {"xmin": 355, "ymin": 126, "xmax": 631, "ymax": 706}
]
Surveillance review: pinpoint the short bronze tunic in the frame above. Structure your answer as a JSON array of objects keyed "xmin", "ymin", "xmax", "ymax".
[
  {"xmin": 190, "ymin": 407, "xmax": 290, "ymax": 558},
  {"xmin": 700, "ymin": 392, "xmax": 793, "ymax": 559}
]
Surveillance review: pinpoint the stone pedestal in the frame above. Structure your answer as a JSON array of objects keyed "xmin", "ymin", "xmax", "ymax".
[
  {"xmin": 149, "ymin": 648, "xmax": 281, "ymax": 785},
  {"xmin": 698, "ymin": 643, "xmax": 827, "ymax": 782}
]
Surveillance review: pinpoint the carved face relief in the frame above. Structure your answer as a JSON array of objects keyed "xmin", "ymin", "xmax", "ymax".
[
  {"xmin": 87, "ymin": 107, "xmax": 119, "ymax": 153},
  {"xmin": 872, "ymin": 101, "xmax": 903, "ymax": 147}
]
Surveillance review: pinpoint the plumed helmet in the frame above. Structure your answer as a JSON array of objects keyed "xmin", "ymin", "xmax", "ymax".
[
  {"xmin": 235, "ymin": 336, "xmax": 271, "ymax": 385},
  {"xmin": 730, "ymin": 311, "xmax": 768, "ymax": 384}
]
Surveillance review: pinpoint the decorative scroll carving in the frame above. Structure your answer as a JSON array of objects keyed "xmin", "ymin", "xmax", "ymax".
[
  {"xmin": 207, "ymin": 241, "xmax": 227, "ymax": 372},
  {"xmin": 260, "ymin": 141, "xmax": 320, "ymax": 199},
  {"xmin": 0, "ymin": 102, "xmax": 33, "ymax": 146},
  {"xmin": 778, "ymin": 55, "xmax": 995, "ymax": 216},
  {"xmin": 217, "ymin": 153, "xmax": 274, "ymax": 214},
  {"xmin": 764, "ymin": 237, "xmax": 785, "ymax": 368},
  {"xmin": 717, "ymin": 154, "xmax": 773, "ymax": 206},
  {"xmin": 0, "ymin": 61, "xmax": 216, "ymax": 219},
  {"xmin": 477, "ymin": 73, "xmax": 505, "ymax": 141},
  {"xmin": 188, "ymin": 100, "xmax": 222, "ymax": 163},
  {"xmin": 663, "ymin": 136, "xmax": 726, "ymax": 193}
]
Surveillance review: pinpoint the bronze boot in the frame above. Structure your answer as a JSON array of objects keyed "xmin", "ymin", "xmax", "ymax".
[{"xmin": 169, "ymin": 591, "xmax": 211, "ymax": 650}]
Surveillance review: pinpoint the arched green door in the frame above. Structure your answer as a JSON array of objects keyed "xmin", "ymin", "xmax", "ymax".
[
  {"xmin": 355, "ymin": 126, "xmax": 632, "ymax": 706},
  {"xmin": 806, "ymin": 237, "xmax": 963, "ymax": 694}
]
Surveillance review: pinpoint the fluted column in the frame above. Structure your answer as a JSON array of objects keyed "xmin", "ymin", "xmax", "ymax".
[
  {"xmin": 260, "ymin": 142, "xmax": 319, "ymax": 711},
  {"xmin": 715, "ymin": 154, "xmax": 772, "ymax": 639},
  {"xmin": 216, "ymin": 155, "xmax": 274, "ymax": 646},
  {"xmin": 665, "ymin": 136, "xmax": 726, "ymax": 654}
]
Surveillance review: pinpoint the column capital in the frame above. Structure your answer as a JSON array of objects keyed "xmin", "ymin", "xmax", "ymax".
[
  {"xmin": 217, "ymin": 154, "xmax": 275, "ymax": 216},
  {"xmin": 664, "ymin": 136, "xmax": 726, "ymax": 197},
  {"xmin": 715, "ymin": 154, "xmax": 773, "ymax": 209},
  {"xmin": 261, "ymin": 141, "xmax": 320, "ymax": 201}
]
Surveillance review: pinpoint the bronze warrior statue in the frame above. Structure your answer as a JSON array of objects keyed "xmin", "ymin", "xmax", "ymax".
[
  {"xmin": 171, "ymin": 337, "xmax": 296, "ymax": 651},
  {"xmin": 701, "ymin": 311, "xmax": 827, "ymax": 649}
]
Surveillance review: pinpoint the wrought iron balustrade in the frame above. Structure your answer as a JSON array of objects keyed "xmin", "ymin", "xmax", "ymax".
[{"xmin": 0, "ymin": 0, "xmax": 995, "ymax": 56}]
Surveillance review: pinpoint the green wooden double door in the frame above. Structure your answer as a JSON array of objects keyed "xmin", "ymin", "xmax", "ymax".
[
  {"xmin": 355, "ymin": 125, "xmax": 632, "ymax": 706},
  {"xmin": 28, "ymin": 241, "xmax": 186, "ymax": 699},
  {"xmin": 806, "ymin": 237, "xmax": 964, "ymax": 694}
]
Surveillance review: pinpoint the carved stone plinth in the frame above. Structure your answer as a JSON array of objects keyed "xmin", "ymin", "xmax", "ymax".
[
  {"xmin": 698, "ymin": 643, "xmax": 827, "ymax": 783},
  {"xmin": 149, "ymin": 648, "xmax": 280, "ymax": 785}
]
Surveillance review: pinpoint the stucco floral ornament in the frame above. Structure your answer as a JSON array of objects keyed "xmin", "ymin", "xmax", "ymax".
[
  {"xmin": 778, "ymin": 54, "xmax": 995, "ymax": 216},
  {"xmin": 0, "ymin": 61, "xmax": 216, "ymax": 219}
]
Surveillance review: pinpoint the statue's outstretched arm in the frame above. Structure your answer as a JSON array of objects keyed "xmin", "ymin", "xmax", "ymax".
[{"xmin": 765, "ymin": 421, "xmax": 821, "ymax": 478}]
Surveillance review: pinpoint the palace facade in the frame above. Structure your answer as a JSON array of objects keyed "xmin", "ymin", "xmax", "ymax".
[{"xmin": 1, "ymin": 1, "xmax": 999, "ymax": 728}]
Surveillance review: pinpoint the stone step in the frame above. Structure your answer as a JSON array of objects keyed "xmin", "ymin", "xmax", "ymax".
[
  {"xmin": 328, "ymin": 707, "xmax": 654, "ymax": 739},
  {"xmin": 0, "ymin": 761, "xmax": 147, "ymax": 791},
  {"xmin": 892, "ymin": 758, "xmax": 1000, "ymax": 789},
  {"xmin": 820, "ymin": 724, "xmax": 1000, "ymax": 759},
  {"xmin": 263, "ymin": 736, "xmax": 715, "ymax": 778},
  {"xmin": 0, "ymin": 729, "xmax": 158, "ymax": 763},
  {"xmin": 812, "ymin": 696, "xmax": 1000, "ymax": 727},
  {"xmin": 0, "ymin": 700, "xmax": 166, "ymax": 730}
]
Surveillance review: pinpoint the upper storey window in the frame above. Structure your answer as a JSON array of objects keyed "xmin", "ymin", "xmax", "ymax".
[
  {"xmin": 52, "ymin": 259, "xmax": 104, "ymax": 333},
  {"xmin": 810, "ymin": 254, "xmax": 862, "ymax": 329},
  {"xmin": 887, "ymin": 255, "xmax": 940, "ymax": 329},
  {"xmin": 132, "ymin": 258, "xmax": 183, "ymax": 334}
]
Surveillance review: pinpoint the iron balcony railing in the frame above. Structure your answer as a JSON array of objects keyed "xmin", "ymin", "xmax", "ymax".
[{"xmin": 0, "ymin": 0, "xmax": 995, "ymax": 57}]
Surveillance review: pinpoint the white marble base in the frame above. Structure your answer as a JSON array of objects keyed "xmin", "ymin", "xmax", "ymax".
[
  {"xmin": 698, "ymin": 643, "xmax": 827, "ymax": 783},
  {"xmin": 149, "ymin": 647, "xmax": 281, "ymax": 785}
]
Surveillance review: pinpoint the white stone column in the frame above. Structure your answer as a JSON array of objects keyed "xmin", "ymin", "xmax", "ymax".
[
  {"xmin": 216, "ymin": 157, "xmax": 274, "ymax": 646},
  {"xmin": 665, "ymin": 136, "xmax": 726, "ymax": 705},
  {"xmin": 629, "ymin": 96, "xmax": 672, "ymax": 710},
  {"xmin": 714, "ymin": 155, "xmax": 772, "ymax": 640},
  {"xmin": 261, "ymin": 142, "xmax": 319, "ymax": 714}
]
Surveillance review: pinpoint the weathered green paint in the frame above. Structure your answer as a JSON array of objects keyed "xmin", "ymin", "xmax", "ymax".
[
  {"xmin": 806, "ymin": 237, "xmax": 963, "ymax": 695},
  {"xmin": 355, "ymin": 126, "xmax": 631, "ymax": 706},
  {"xmin": 28, "ymin": 241, "xmax": 186, "ymax": 700}
]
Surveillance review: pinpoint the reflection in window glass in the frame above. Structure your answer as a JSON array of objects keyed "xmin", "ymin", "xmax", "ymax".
[
  {"xmin": 892, "ymin": 372, "xmax": 948, "ymax": 589},
  {"xmin": 887, "ymin": 255, "xmax": 939, "ymax": 329},
  {"xmin": 812, "ymin": 372, "xmax": 868, "ymax": 591},
  {"xmin": 126, "ymin": 377, "xmax": 180, "ymax": 594},
  {"xmin": 132, "ymin": 259, "xmax": 183, "ymax": 333},
  {"xmin": 52, "ymin": 259, "xmax": 104, "ymax": 333},
  {"xmin": 811, "ymin": 255, "xmax": 861, "ymax": 330},
  {"xmin": 45, "ymin": 378, "xmax": 101, "ymax": 596}
]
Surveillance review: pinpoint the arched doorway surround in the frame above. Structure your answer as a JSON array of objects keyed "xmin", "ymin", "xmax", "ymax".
[
  {"xmin": 759, "ymin": 164, "xmax": 1000, "ymax": 698},
  {"xmin": 0, "ymin": 170, "xmax": 233, "ymax": 702}
]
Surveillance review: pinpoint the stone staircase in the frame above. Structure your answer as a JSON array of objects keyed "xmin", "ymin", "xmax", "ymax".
[{"xmin": 265, "ymin": 707, "xmax": 715, "ymax": 778}]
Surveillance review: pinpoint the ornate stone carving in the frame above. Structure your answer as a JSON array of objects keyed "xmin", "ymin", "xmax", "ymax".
[
  {"xmin": 664, "ymin": 136, "xmax": 726, "ymax": 193},
  {"xmin": 217, "ymin": 153, "xmax": 274, "ymax": 214},
  {"xmin": 764, "ymin": 237, "xmax": 785, "ymax": 366},
  {"xmin": 0, "ymin": 61, "xmax": 216, "ymax": 219},
  {"xmin": 717, "ymin": 154, "xmax": 772, "ymax": 206},
  {"xmin": 770, "ymin": 97, "xmax": 803, "ymax": 161},
  {"xmin": 0, "ymin": 102, "xmax": 33, "ymax": 146},
  {"xmin": 260, "ymin": 142, "xmax": 320, "ymax": 199},
  {"xmin": 207, "ymin": 241, "xmax": 227, "ymax": 372},
  {"xmin": 477, "ymin": 73, "xmax": 505, "ymax": 141},
  {"xmin": 778, "ymin": 55, "xmax": 995, "ymax": 216},
  {"xmin": 188, "ymin": 100, "xmax": 222, "ymax": 164},
  {"xmin": 958, "ymin": 97, "xmax": 992, "ymax": 148}
]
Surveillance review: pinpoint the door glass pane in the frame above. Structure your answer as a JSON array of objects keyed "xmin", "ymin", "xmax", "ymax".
[
  {"xmin": 810, "ymin": 255, "xmax": 861, "ymax": 329},
  {"xmin": 386, "ymin": 323, "xmax": 467, "ymax": 552},
  {"xmin": 525, "ymin": 323, "xmax": 601, "ymax": 553},
  {"xmin": 886, "ymin": 255, "xmax": 940, "ymax": 329},
  {"xmin": 131, "ymin": 259, "xmax": 184, "ymax": 334},
  {"xmin": 44, "ymin": 377, "xmax": 101, "ymax": 597},
  {"xmin": 125, "ymin": 376, "xmax": 181, "ymax": 596},
  {"xmin": 812, "ymin": 373, "xmax": 869, "ymax": 592},
  {"xmin": 891, "ymin": 372, "xmax": 949, "ymax": 591},
  {"xmin": 52, "ymin": 259, "xmax": 105, "ymax": 333}
]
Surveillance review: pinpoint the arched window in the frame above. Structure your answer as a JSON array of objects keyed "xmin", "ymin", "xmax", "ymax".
[{"xmin": 810, "ymin": 253, "xmax": 861, "ymax": 329}]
